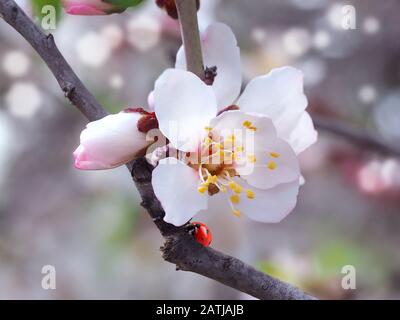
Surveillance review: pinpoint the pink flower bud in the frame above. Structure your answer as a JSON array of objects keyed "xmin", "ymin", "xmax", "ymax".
[
  {"xmin": 73, "ymin": 111, "xmax": 152, "ymax": 170},
  {"xmin": 62, "ymin": 0, "xmax": 126, "ymax": 16}
]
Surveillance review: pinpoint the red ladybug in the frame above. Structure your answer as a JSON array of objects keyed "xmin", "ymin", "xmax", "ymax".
[{"xmin": 189, "ymin": 222, "xmax": 212, "ymax": 247}]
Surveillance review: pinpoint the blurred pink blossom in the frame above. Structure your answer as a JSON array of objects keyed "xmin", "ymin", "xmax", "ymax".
[
  {"xmin": 62, "ymin": 0, "xmax": 126, "ymax": 16},
  {"xmin": 357, "ymin": 159, "xmax": 400, "ymax": 197}
]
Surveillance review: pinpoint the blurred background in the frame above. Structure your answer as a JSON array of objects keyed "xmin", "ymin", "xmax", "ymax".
[{"xmin": 0, "ymin": 0, "xmax": 400, "ymax": 299}]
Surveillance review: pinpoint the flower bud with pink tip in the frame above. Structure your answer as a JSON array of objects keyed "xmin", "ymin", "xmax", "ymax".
[
  {"xmin": 73, "ymin": 110, "xmax": 156, "ymax": 170},
  {"xmin": 62, "ymin": 0, "xmax": 142, "ymax": 16}
]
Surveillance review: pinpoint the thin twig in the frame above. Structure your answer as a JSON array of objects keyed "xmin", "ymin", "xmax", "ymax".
[
  {"xmin": 0, "ymin": 0, "xmax": 315, "ymax": 300},
  {"xmin": 313, "ymin": 115, "xmax": 400, "ymax": 158},
  {"xmin": 175, "ymin": 0, "xmax": 204, "ymax": 78}
]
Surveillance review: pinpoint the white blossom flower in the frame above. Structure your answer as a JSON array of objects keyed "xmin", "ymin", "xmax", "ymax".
[
  {"xmin": 151, "ymin": 23, "xmax": 317, "ymax": 226},
  {"xmin": 152, "ymin": 73, "xmax": 314, "ymax": 226},
  {"xmin": 72, "ymin": 22, "xmax": 316, "ymax": 227}
]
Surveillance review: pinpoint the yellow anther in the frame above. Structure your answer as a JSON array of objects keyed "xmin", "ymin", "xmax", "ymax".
[
  {"xmin": 226, "ymin": 134, "xmax": 236, "ymax": 142},
  {"xmin": 228, "ymin": 181, "xmax": 237, "ymax": 190},
  {"xmin": 235, "ymin": 146, "xmax": 244, "ymax": 152},
  {"xmin": 243, "ymin": 120, "xmax": 252, "ymax": 128},
  {"xmin": 232, "ymin": 209, "xmax": 241, "ymax": 217},
  {"xmin": 198, "ymin": 185, "xmax": 208, "ymax": 194},
  {"xmin": 248, "ymin": 154, "xmax": 257, "ymax": 163},
  {"xmin": 248, "ymin": 126, "xmax": 257, "ymax": 131},
  {"xmin": 270, "ymin": 152, "xmax": 280, "ymax": 158},
  {"xmin": 205, "ymin": 175, "xmax": 217, "ymax": 185},
  {"xmin": 246, "ymin": 189, "xmax": 255, "ymax": 199},
  {"xmin": 230, "ymin": 194, "xmax": 240, "ymax": 204},
  {"xmin": 267, "ymin": 161, "xmax": 277, "ymax": 170},
  {"xmin": 234, "ymin": 184, "xmax": 243, "ymax": 194},
  {"xmin": 243, "ymin": 120, "xmax": 257, "ymax": 131},
  {"xmin": 204, "ymin": 126, "xmax": 213, "ymax": 132}
]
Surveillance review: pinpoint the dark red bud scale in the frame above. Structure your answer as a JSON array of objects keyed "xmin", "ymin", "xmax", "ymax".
[
  {"xmin": 137, "ymin": 114, "xmax": 159, "ymax": 133},
  {"xmin": 123, "ymin": 107, "xmax": 159, "ymax": 133},
  {"xmin": 156, "ymin": 0, "xmax": 200, "ymax": 20}
]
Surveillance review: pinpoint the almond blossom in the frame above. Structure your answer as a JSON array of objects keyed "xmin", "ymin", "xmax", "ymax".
[
  {"xmin": 151, "ymin": 23, "xmax": 317, "ymax": 226},
  {"xmin": 72, "ymin": 22, "xmax": 317, "ymax": 227}
]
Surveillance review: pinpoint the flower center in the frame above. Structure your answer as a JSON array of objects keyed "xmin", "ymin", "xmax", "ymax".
[{"xmin": 194, "ymin": 123, "xmax": 264, "ymax": 217}]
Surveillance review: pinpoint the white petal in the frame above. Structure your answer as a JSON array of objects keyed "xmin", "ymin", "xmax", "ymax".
[
  {"xmin": 209, "ymin": 110, "xmax": 299, "ymax": 189},
  {"xmin": 176, "ymin": 23, "xmax": 242, "ymax": 109},
  {"xmin": 209, "ymin": 110, "xmax": 277, "ymax": 153},
  {"xmin": 154, "ymin": 69, "xmax": 217, "ymax": 152},
  {"xmin": 282, "ymin": 111, "xmax": 317, "ymax": 155},
  {"xmin": 237, "ymin": 66, "xmax": 308, "ymax": 138},
  {"xmin": 210, "ymin": 110, "xmax": 276, "ymax": 138},
  {"xmin": 233, "ymin": 178, "xmax": 300, "ymax": 223},
  {"xmin": 237, "ymin": 138, "xmax": 300, "ymax": 189},
  {"xmin": 152, "ymin": 158, "xmax": 209, "ymax": 226},
  {"xmin": 74, "ymin": 112, "xmax": 149, "ymax": 170}
]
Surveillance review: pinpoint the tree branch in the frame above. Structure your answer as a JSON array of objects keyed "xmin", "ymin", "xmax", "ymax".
[
  {"xmin": 0, "ymin": 0, "xmax": 315, "ymax": 300},
  {"xmin": 161, "ymin": 232, "xmax": 314, "ymax": 300},
  {"xmin": 313, "ymin": 115, "xmax": 400, "ymax": 158},
  {"xmin": 0, "ymin": 1, "xmax": 106, "ymax": 121}
]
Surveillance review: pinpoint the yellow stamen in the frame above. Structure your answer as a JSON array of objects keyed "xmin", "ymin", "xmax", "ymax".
[
  {"xmin": 248, "ymin": 154, "xmax": 257, "ymax": 163},
  {"xmin": 232, "ymin": 209, "xmax": 241, "ymax": 217},
  {"xmin": 210, "ymin": 175, "xmax": 218, "ymax": 184},
  {"xmin": 246, "ymin": 189, "xmax": 255, "ymax": 199},
  {"xmin": 204, "ymin": 126, "xmax": 213, "ymax": 132},
  {"xmin": 205, "ymin": 175, "xmax": 218, "ymax": 185},
  {"xmin": 243, "ymin": 120, "xmax": 257, "ymax": 131},
  {"xmin": 270, "ymin": 152, "xmax": 280, "ymax": 158},
  {"xmin": 267, "ymin": 161, "xmax": 277, "ymax": 170},
  {"xmin": 198, "ymin": 185, "xmax": 208, "ymax": 194},
  {"xmin": 230, "ymin": 194, "xmax": 240, "ymax": 204},
  {"xmin": 220, "ymin": 185, "xmax": 227, "ymax": 193},
  {"xmin": 234, "ymin": 184, "xmax": 243, "ymax": 194},
  {"xmin": 243, "ymin": 120, "xmax": 252, "ymax": 128},
  {"xmin": 235, "ymin": 146, "xmax": 244, "ymax": 152},
  {"xmin": 228, "ymin": 181, "xmax": 237, "ymax": 190}
]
